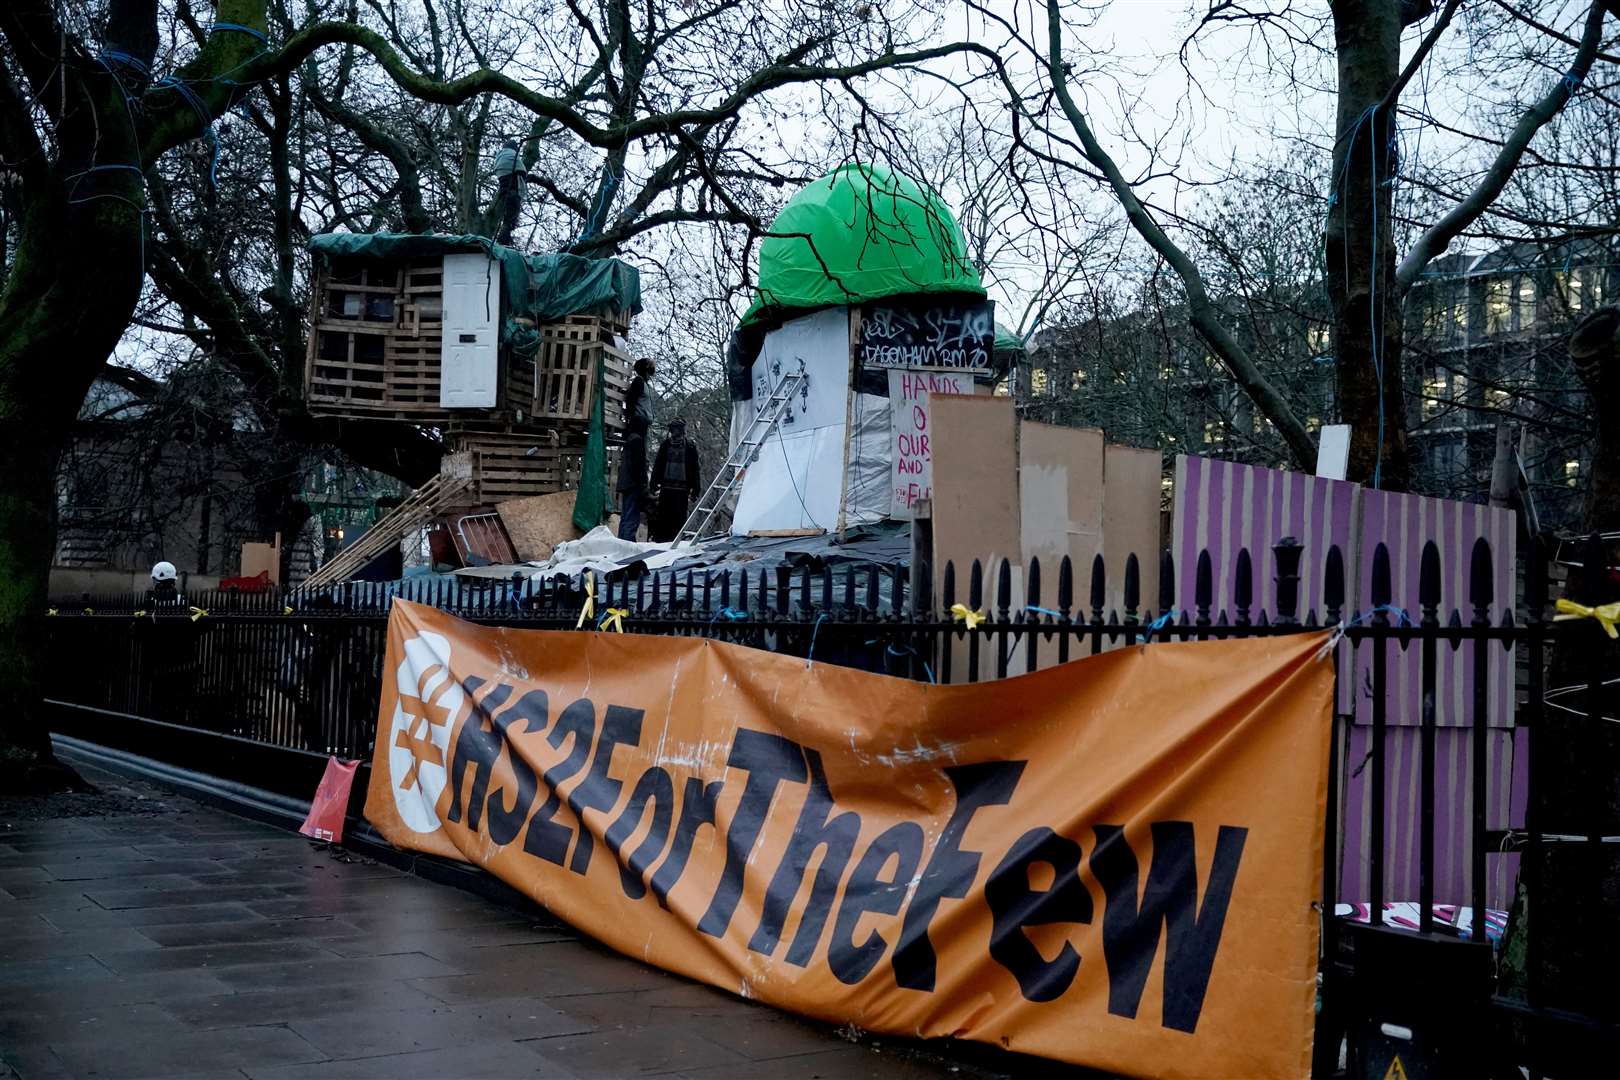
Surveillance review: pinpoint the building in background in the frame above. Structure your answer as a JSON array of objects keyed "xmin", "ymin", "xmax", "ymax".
[{"xmin": 1016, "ymin": 240, "xmax": 1601, "ymax": 532}]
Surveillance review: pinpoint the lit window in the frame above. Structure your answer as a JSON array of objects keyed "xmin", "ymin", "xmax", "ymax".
[
  {"xmin": 1204, "ymin": 421, "xmax": 1225, "ymax": 444},
  {"xmin": 1071, "ymin": 369, "xmax": 1086, "ymax": 391},
  {"xmin": 1517, "ymin": 278, "xmax": 1536, "ymax": 329},
  {"xmin": 1589, "ymin": 270, "xmax": 1605, "ymax": 307},
  {"xmin": 1452, "ymin": 374, "xmax": 1468, "ymax": 402},
  {"xmin": 1566, "ymin": 460, "xmax": 1581, "ymax": 487},
  {"xmin": 1484, "ymin": 279, "xmax": 1511, "ymax": 334},
  {"xmin": 1453, "ymin": 303, "xmax": 1469, "ymax": 333},
  {"xmin": 1423, "ymin": 375, "xmax": 1446, "ymax": 419},
  {"xmin": 1306, "ymin": 326, "xmax": 1329, "ymax": 353},
  {"xmin": 1487, "ymin": 386, "xmax": 1509, "ymax": 407},
  {"xmin": 1306, "ymin": 416, "xmax": 1321, "ymax": 433},
  {"xmin": 1031, "ymin": 368, "xmax": 1048, "ymax": 395}
]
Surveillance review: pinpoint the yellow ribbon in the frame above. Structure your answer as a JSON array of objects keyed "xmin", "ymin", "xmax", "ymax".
[
  {"xmin": 950, "ymin": 603, "xmax": 986, "ymax": 630},
  {"xmin": 189, "ymin": 606, "xmax": 209, "ymax": 623},
  {"xmin": 133, "ymin": 610, "xmax": 148, "ymax": 618},
  {"xmin": 1554, "ymin": 597, "xmax": 1620, "ymax": 639},
  {"xmin": 83, "ymin": 607, "xmax": 95, "ymax": 616},
  {"xmin": 46, "ymin": 608, "xmax": 57, "ymax": 617},
  {"xmin": 575, "ymin": 573, "xmax": 596, "ymax": 629},
  {"xmin": 284, "ymin": 606, "xmax": 294, "ymax": 616},
  {"xmin": 599, "ymin": 607, "xmax": 628, "ymax": 633}
]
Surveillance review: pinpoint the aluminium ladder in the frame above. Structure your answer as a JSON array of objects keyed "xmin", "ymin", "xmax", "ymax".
[{"xmin": 674, "ymin": 367, "xmax": 807, "ymax": 545}]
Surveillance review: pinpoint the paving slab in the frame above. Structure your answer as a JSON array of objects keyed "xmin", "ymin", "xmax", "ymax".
[{"xmin": 1, "ymin": 762, "xmax": 1032, "ymax": 1080}]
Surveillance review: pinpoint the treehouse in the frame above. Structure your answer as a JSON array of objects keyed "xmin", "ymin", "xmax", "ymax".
[{"xmin": 303, "ymin": 232, "xmax": 639, "ymax": 504}]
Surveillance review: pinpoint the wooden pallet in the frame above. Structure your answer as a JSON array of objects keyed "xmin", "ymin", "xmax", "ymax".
[
  {"xmin": 305, "ymin": 259, "xmax": 457, "ymax": 417},
  {"xmin": 306, "ymin": 256, "xmax": 634, "ymax": 431},
  {"xmin": 449, "ymin": 429, "xmax": 621, "ymax": 505},
  {"xmin": 528, "ymin": 317, "xmax": 631, "ymax": 427}
]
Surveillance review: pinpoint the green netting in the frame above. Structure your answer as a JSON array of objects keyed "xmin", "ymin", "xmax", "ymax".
[
  {"xmin": 571, "ymin": 353, "xmax": 610, "ymax": 532},
  {"xmin": 740, "ymin": 164, "xmax": 984, "ymax": 326},
  {"xmin": 306, "ymin": 233, "xmax": 640, "ymax": 347}
]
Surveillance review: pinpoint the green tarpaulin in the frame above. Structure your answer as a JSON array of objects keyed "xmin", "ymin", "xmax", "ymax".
[
  {"xmin": 571, "ymin": 352, "xmax": 610, "ymax": 532},
  {"xmin": 306, "ymin": 233, "xmax": 641, "ymax": 347},
  {"xmin": 741, "ymin": 164, "xmax": 984, "ymax": 326},
  {"xmin": 994, "ymin": 323, "xmax": 1027, "ymax": 359}
]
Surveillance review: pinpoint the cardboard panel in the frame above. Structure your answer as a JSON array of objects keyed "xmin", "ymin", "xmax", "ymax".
[
  {"xmin": 1101, "ymin": 445, "xmax": 1162, "ymax": 617},
  {"xmin": 497, "ymin": 491, "xmax": 585, "ymax": 561},
  {"xmin": 930, "ymin": 394, "xmax": 1019, "ymax": 600},
  {"xmin": 1018, "ymin": 422, "xmax": 1104, "ymax": 593}
]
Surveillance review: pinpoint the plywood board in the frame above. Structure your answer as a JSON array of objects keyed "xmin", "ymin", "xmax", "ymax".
[
  {"xmin": 929, "ymin": 393, "xmax": 1019, "ymax": 611},
  {"xmin": 887, "ymin": 369, "xmax": 978, "ymax": 518},
  {"xmin": 496, "ymin": 491, "xmax": 584, "ymax": 562},
  {"xmin": 1101, "ymin": 445, "xmax": 1162, "ymax": 617},
  {"xmin": 1018, "ymin": 422, "xmax": 1104, "ymax": 593}
]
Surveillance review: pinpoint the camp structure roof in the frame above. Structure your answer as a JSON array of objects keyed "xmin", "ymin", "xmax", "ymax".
[
  {"xmin": 306, "ymin": 232, "xmax": 642, "ymax": 326},
  {"xmin": 740, "ymin": 164, "xmax": 985, "ymax": 327}
]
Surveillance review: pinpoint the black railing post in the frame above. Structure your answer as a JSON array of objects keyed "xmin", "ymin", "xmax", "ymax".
[
  {"xmin": 1370, "ymin": 543, "xmax": 1391, "ymax": 916},
  {"xmin": 996, "ymin": 558, "xmax": 1012, "ymax": 680},
  {"xmin": 1235, "ymin": 548, "xmax": 1253, "ymax": 628},
  {"xmin": 1272, "ymin": 536, "xmax": 1302, "ymax": 626},
  {"xmin": 941, "ymin": 560, "xmax": 956, "ymax": 685},
  {"xmin": 1418, "ymin": 541, "xmax": 1442, "ymax": 934},
  {"xmin": 1026, "ymin": 557, "xmax": 1042, "ymax": 674},
  {"xmin": 1469, "ymin": 537, "xmax": 1492, "ymax": 944},
  {"xmin": 1057, "ymin": 556, "xmax": 1073, "ymax": 665}
]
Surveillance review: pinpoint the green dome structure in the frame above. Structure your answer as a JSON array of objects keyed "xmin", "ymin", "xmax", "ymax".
[{"xmin": 741, "ymin": 164, "xmax": 985, "ymax": 325}]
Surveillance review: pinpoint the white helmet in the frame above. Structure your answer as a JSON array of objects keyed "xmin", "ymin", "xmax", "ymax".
[{"xmin": 151, "ymin": 561, "xmax": 178, "ymax": 583}]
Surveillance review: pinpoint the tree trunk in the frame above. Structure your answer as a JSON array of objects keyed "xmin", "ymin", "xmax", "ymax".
[
  {"xmin": 1514, "ymin": 306, "xmax": 1620, "ymax": 1024},
  {"xmin": 0, "ymin": 193, "xmax": 141, "ymax": 790},
  {"xmin": 1326, "ymin": 0, "xmax": 1412, "ymax": 490}
]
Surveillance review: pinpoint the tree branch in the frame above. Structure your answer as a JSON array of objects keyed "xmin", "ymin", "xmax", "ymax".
[
  {"xmin": 1042, "ymin": 0, "xmax": 1317, "ymax": 468},
  {"xmin": 1395, "ymin": 2, "xmax": 1607, "ymax": 292}
]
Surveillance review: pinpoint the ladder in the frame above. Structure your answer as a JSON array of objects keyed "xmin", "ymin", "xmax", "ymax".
[
  {"xmin": 298, "ymin": 472, "xmax": 472, "ymax": 591},
  {"xmin": 675, "ymin": 367, "xmax": 807, "ymax": 545}
]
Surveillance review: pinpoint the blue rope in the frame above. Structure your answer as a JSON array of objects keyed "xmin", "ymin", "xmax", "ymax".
[
  {"xmin": 571, "ymin": 166, "xmax": 620, "ymax": 247},
  {"xmin": 1344, "ymin": 603, "xmax": 1413, "ymax": 629},
  {"xmin": 805, "ymin": 612, "xmax": 828, "ymax": 668},
  {"xmin": 1025, "ymin": 605, "xmax": 1064, "ymax": 619},
  {"xmin": 97, "ymin": 50, "xmax": 151, "ymax": 77},
  {"xmin": 1138, "ymin": 608, "xmax": 1179, "ymax": 644},
  {"xmin": 154, "ymin": 76, "xmax": 220, "ymax": 190},
  {"xmin": 870, "ymin": 640, "xmax": 935, "ymax": 683},
  {"xmin": 1369, "ymin": 106, "xmax": 1385, "ymax": 490},
  {"xmin": 211, "ymin": 22, "xmax": 270, "ymax": 46}
]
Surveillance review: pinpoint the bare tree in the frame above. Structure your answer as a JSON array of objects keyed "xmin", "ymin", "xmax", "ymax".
[
  {"xmin": 958, "ymin": 0, "xmax": 1613, "ymax": 490},
  {"xmin": 0, "ymin": 0, "xmax": 1007, "ymax": 787}
]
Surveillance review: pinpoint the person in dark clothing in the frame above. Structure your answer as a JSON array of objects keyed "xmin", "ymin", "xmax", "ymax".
[
  {"xmin": 624, "ymin": 357, "xmax": 655, "ymax": 437},
  {"xmin": 617, "ymin": 359, "xmax": 656, "ymax": 541},
  {"xmin": 491, "ymin": 140, "xmax": 533, "ymax": 245},
  {"xmin": 648, "ymin": 417, "xmax": 701, "ymax": 543}
]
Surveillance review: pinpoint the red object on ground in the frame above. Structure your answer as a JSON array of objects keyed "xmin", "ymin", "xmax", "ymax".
[
  {"xmin": 299, "ymin": 757, "xmax": 360, "ymax": 843},
  {"xmin": 219, "ymin": 570, "xmax": 273, "ymax": 593}
]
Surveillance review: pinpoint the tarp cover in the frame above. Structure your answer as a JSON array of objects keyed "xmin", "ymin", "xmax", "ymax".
[
  {"xmin": 994, "ymin": 322, "xmax": 1026, "ymax": 359},
  {"xmin": 307, "ymin": 233, "xmax": 641, "ymax": 345},
  {"xmin": 741, "ymin": 164, "xmax": 984, "ymax": 326}
]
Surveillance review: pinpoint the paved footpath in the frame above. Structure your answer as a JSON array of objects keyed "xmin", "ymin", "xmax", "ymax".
[{"xmin": 1, "ymin": 765, "xmax": 1063, "ymax": 1080}]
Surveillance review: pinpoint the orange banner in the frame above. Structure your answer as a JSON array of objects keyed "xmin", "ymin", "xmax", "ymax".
[{"xmin": 365, "ymin": 601, "xmax": 1331, "ymax": 1078}]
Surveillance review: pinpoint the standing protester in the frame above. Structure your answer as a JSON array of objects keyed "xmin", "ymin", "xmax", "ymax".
[
  {"xmin": 617, "ymin": 358, "xmax": 656, "ymax": 541},
  {"xmin": 648, "ymin": 417, "xmax": 701, "ymax": 543},
  {"xmin": 491, "ymin": 140, "xmax": 533, "ymax": 245}
]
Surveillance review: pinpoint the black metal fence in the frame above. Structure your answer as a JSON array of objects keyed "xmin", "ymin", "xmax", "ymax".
[{"xmin": 43, "ymin": 534, "xmax": 1619, "ymax": 1076}]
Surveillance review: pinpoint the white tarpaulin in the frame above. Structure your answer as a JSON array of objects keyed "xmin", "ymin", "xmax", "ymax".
[
  {"xmin": 451, "ymin": 527, "xmax": 692, "ymax": 581},
  {"xmin": 731, "ymin": 307, "xmax": 852, "ymax": 534}
]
